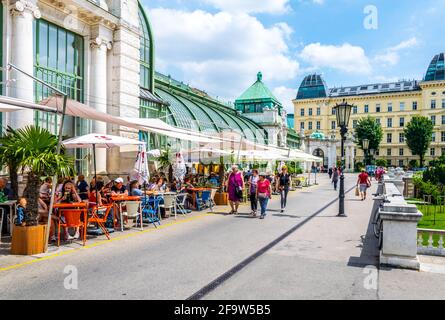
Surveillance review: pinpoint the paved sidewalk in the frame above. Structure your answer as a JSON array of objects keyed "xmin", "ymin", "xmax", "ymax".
[{"xmin": 204, "ymin": 183, "xmax": 381, "ymax": 300}]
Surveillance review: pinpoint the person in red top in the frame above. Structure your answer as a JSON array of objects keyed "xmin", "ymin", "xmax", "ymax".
[
  {"xmin": 357, "ymin": 169, "xmax": 371, "ymax": 201},
  {"xmin": 256, "ymin": 173, "xmax": 272, "ymax": 219}
]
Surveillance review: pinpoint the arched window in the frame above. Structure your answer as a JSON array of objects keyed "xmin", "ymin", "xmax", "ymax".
[{"xmin": 138, "ymin": 2, "xmax": 154, "ymax": 92}]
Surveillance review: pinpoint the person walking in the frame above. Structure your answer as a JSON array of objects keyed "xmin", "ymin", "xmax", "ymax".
[
  {"xmin": 257, "ymin": 173, "xmax": 272, "ymax": 219},
  {"xmin": 332, "ymin": 167, "xmax": 339, "ymax": 191},
  {"xmin": 357, "ymin": 169, "xmax": 371, "ymax": 201},
  {"xmin": 248, "ymin": 169, "xmax": 259, "ymax": 216},
  {"xmin": 226, "ymin": 165, "xmax": 245, "ymax": 215},
  {"xmin": 328, "ymin": 167, "xmax": 333, "ymax": 179},
  {"xmin": 277, "ymin": 166, "xmax": 292, "ymax": 213}
]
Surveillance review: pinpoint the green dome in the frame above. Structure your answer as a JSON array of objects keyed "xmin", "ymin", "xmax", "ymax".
[{"xmin": 310, "ymin": 131, "xmax": 325, "ymax": 140}]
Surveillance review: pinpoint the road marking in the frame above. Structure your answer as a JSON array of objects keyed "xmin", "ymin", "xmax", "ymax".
[
  {"xmin": 187, "ymin": 185, "xmax": 357, "ymax": 300},
  {"xmin": 0, "ymin": 213, "xmax": 213, "ymax": 273}
]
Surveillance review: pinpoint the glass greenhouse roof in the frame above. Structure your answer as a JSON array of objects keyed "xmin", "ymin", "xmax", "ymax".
[
  {"xmin": 296, "ymin": 74, "xmax": 328, "ymax": 100},
  {"xmin": 154, "ymin": 86, "xmax": 267, "ymax": 144},
  {"xmin": 425, "ymin": 53, "xmax": 445, "ymax": 81}
]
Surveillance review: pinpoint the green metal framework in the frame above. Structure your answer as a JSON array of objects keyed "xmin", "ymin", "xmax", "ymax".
[
  {"xmin": 138, "ymin": 2, "xmax": 155, "ymax": 93},
  {"xmin": 33, "ymin": 18, "xmax": 86, "ymax": 172},
  {"xmin": 0, "ymin": 3, "xmax": 3, "ymax": 134}
]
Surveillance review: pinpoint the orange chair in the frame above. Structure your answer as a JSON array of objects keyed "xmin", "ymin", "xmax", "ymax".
[
  {"xmin": 57, "ymin": 209, "xmax": 87, "ymax": 247},
  {"xmin": 88, "ymin": 205, "xmax": 112, "ymax": 240}
]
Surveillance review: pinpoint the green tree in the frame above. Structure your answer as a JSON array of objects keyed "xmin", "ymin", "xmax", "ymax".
[
  {"xmin": 404, "ymin": 116, "xmax": 434, "ymax": 167},
  {"xmin": 0, "ymin": 127, "xmax": 21, "ymax": 199},
  {"xmin": 13, "ymin": 126, "xmax": 74, "ymax": 226},
  {"xmin": 354, "ymin": 116, "xmax": 383, "ymax": 164},
  {"xmin": 376, "ymin": 159, "xmax": 387, "ymax": 167}
]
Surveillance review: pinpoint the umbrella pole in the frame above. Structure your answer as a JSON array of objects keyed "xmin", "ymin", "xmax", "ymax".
[
  {"xmin": 45, "ymin": 94, "xmax": 68, "ymax": 252},
  {"xmin": 93, "ymin": 144, "xmax": 98, "ymax": 206}
]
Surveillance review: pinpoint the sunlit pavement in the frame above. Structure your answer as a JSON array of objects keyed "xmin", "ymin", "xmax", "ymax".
[{"xmin": 1, "ymin": 173, "xmax": 444, "ymax": 300}]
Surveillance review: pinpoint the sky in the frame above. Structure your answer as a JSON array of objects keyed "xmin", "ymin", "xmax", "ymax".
[{"xmin": 140, "ymin": 0, "xmax": 445, "ymax": 113}]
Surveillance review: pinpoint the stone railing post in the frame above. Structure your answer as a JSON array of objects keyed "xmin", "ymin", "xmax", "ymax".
[{"xmin": 379, "ymin": 182, "xmax": 423, "ymax": 270}]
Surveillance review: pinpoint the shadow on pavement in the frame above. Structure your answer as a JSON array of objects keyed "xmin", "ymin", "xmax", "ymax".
[{"xmin": 347, "ymin": 184, "xmax": 382, "ymax": 269}]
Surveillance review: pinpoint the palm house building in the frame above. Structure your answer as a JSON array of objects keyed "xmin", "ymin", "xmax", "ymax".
[{"xmin": 0, "ymin": 0, "xmax": 301, "ymax": 177}]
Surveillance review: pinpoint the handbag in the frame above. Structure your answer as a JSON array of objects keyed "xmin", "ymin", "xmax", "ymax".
[
  {"xmin": 258, "ymin": 192, "xmax": 268, "ymax": 200},
  {"xmin": 236, "ymin": 185, "xmax": 243, "ymax": 198},
  {"xmin": 355, "ymin": 186, "xmax": 360, "ymax": 197}
]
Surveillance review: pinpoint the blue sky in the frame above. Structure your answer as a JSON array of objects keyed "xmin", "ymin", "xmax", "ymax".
[{"xmin": 141, "ymin": 0, "xmax": 445, "ymax": 112}]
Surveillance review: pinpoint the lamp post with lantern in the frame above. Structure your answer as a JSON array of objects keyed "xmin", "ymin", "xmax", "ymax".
[
  {"xmin": 362, "ymin": 138, "xmax": 370, "ymax": 166},
  {"xmin": 334, "ymin": 99, "xmax": 353, "ymax": 217}
]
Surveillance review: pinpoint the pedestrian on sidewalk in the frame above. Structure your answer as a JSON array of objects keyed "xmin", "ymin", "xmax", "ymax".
[
  {"xmin": 248, "ymin": 169, "xmax": 259, "ymax": 216},
  {"xmin": 332, "ymin": 167, "xmax": 339, "ymax": 191},
  {"xmin": 277, "ymin": 166, "xmax": 292, "ymax": 213},
  {"xmin": 357, "ymin": 169, "xmax": 371, "ymax": 201},
  {"xmin": 226, "ymin": 165, "xmax": 245, "ymax": 215},
  {"xmin": 328, "ymin": 167, "xmax": 333, "ymax": 179},
  {"xmin": 257, "ymin": 172, "xmax": 272, "ymax": 219}
]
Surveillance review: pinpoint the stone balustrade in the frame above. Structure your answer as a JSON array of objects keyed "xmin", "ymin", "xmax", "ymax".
[
  {"xmin": 379, "ymin": 181, "xmax": 423, "ymax": 270},
  {"xmin": 417, "ymin": 229, "xmax": 445, "ymax": 257}
]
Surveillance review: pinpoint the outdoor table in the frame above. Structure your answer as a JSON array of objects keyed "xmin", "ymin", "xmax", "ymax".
[
  {"xmin": 0, "ymin": 200, "xmax": 18, "ymax": 236},
  {"xmin": 189, "ymin": 188, "xmax": 212, "ymax": 210},
  {"xmin": 111, "ymin": 195, "xmax": 141, "ymax": 232}
]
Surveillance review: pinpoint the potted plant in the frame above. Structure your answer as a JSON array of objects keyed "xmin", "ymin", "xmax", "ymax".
[
  {"xmin": 0, "ymin": 127, "xmax": 22, "ymax": 200},
  {"xmin": 9, "ymin": 126, "xmax": 74, "ymax": 255}
]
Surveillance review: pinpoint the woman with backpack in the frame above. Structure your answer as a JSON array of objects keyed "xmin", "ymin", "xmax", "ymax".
[{"xmin": 248, "ymin": 169, "xmax": 259, "ymax": 216}]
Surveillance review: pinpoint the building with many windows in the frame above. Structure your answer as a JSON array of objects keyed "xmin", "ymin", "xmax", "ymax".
[
  {"xmin": 294, "ymin": 53, "xmax": 445, "ymax": 168},
  {"xmin": 1, "ymin": 0, "xmax": 300, "ymax": 177}
]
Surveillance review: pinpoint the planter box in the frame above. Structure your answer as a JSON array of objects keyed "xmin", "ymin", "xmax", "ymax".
[
  {"xmin": 11, "ymin": 224, "xmax": 47, "ymax": 255},
  {"xmin": 214, "ymin": 192, "xmax": 228, "ymax": 206}
]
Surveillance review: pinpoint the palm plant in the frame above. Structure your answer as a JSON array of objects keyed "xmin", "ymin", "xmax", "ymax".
[
  {"xmin": 0, "ymin": 127, "xmax": 21, "ymax": 200},
  {"xmin": 13, "ymin": 126, "xmax": 74, "ymax": 226}
]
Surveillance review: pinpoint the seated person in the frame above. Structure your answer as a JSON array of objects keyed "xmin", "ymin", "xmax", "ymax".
[
  {"xmin": 39, "ymin": 177, "xmax": 52, "ymax": 205},
  {"xmin": 129, "ymin": 180, "xmax": 144, "ymax": 197},
  {"xmin": 180, "ymin": 178, "xmax": 194, "ymax": 193},
  {"xmin": 76, "ymin": 175, "xmax": 89, "ymax": 202},
  {"xmin": 111, "ymin": 178, "xmax": 128, "ymax": 196},
  {"xmin": 152, "ymin": 177, "xmax": 169, "ymax": 193},
  {"xmin": 57, "ymin": 181, "xmax": 82, "ymax": 240}
]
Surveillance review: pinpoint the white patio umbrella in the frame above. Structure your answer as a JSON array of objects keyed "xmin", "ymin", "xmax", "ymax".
[{"xmin": 62, "ymin": 133, "xmax": 145, "ymax": 204}]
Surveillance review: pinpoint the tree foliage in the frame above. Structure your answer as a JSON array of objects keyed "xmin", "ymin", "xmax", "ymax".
[
  {"xmin": 354, "ymin": 116, "xmax": 383, "ymax": 151},
  {"xmin": 404, "ymin": 116, "xmax": 434, "ymax": 167},
  {"xmin": 8, "ymin": 126, "xmax": 74, "ymax": 225}
]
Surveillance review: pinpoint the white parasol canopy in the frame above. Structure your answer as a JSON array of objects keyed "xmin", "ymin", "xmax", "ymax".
[{"xmin": 62, "ymin": 133, "xmax": 145, "ymax": 149}]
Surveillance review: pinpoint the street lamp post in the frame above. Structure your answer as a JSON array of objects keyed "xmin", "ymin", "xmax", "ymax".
[
  {"xmin": 362, "ymin": 139, "xmax": 370, "ymax": 166},
  {"xmin": 334, "ymin": 99, "xmax": 353, "ymax": 217}
]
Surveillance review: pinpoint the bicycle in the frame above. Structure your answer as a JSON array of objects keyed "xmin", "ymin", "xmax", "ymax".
[{"xmin": 372, "ymin": 192, "xmax": 390, "ymax": 250}]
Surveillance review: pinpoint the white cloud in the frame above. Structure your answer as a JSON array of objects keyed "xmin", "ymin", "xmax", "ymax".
[
  {"xmin": 299, "ymin": 43, "xmax": 372, "ymax": 74},
  {"xmin": 374, "ymin": 37, "xmax": 418, "ymax": 66},
  {"xmin": 149, "ymin": 8, "xmax": 300, "ymax": 100},
  {"xmin": 273, "ymin": 86, "xmax": 297, "ymax": 114},
  {"xmin": 202, "ymin": 0, "xmax": 290, "ymax": 14}
]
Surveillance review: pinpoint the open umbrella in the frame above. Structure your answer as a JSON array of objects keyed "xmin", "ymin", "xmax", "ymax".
[{"xmin": 62, "ymin": 134, "xmax": 145, "ymax": 204}]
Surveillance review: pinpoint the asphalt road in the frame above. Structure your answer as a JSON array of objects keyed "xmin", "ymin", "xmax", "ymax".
[{"xmin": 0, "ymin": 174, "xmax": 404, "ymax": 300}]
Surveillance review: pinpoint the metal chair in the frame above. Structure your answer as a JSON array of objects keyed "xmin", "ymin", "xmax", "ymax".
[
  {"xmin": 176, "ymin": 193, "xmax": 189, "ymax": 216},
  {"xmin": 160, "ymin": 193, "xmax": 177, "ymax": 220},
  {"xmin": 141, "ymin": 196, "xmax": 161, "ymax": 227},
  {"xmin": 196, "ymin": 190, "xmax": 212, "ymax": 211},
  {"xmin": 88, "ymin": 205, "xmax": 113, "ymax": 240}
]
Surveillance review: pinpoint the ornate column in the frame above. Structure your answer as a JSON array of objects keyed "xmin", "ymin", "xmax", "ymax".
[
  {"xmin": 89, "ymin": 36, "xmax": 112, "ymax": 174},
  {"xmin": 9, "ymin": 0, "xmax": 41, "ymax": 128}
]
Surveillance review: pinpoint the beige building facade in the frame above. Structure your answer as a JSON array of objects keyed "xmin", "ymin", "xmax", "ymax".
[{"xmin": 293, "ymin": 54, "xmax": 445, "ymax": 168}]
